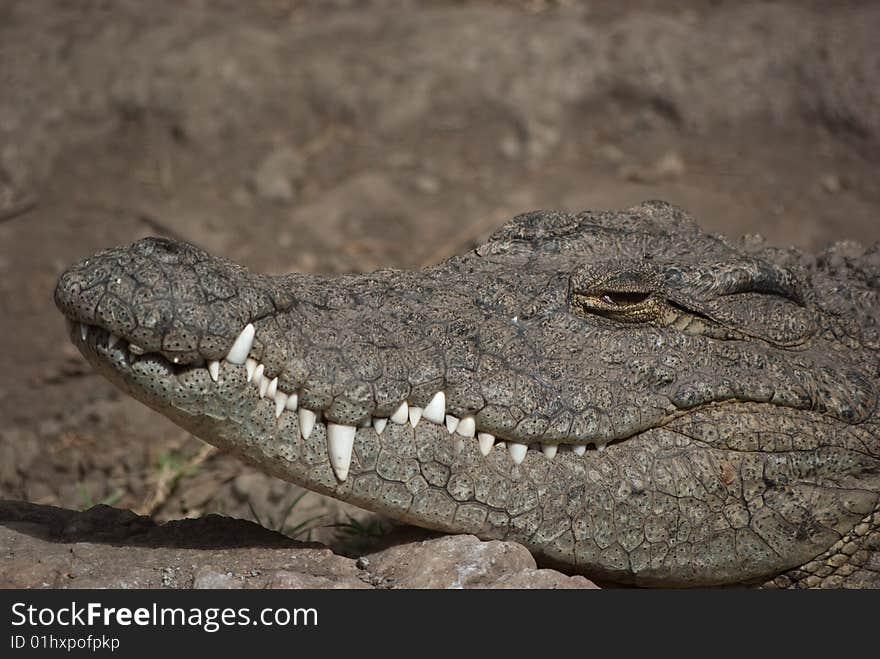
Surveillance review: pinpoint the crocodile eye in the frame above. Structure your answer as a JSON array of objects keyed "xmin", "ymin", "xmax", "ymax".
[
  {"xmin": 569, "ymin": 265, "xmax": 663, "ymax": 323},
  {"xmin": 600, "ymin": 291, "xmax": 652, "ymax": 307}
]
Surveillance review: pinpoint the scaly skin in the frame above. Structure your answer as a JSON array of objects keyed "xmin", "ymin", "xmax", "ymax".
[{"xmin": 54, "ymin": 201, "xmax": 880, "ymax": 587}]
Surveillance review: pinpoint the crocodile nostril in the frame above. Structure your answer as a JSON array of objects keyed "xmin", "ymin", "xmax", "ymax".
[{"xmin": 133, "ymin": 236, "xmax": 188, "ymax": 262}]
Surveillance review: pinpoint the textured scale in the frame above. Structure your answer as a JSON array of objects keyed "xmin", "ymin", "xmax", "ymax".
[{"xmin": 54, "ymin": 201, "xmax": 880, "ymax": 587}]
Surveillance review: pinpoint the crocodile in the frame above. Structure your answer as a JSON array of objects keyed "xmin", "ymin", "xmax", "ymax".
[{"xmin": 53, "ymin": 201, "xmax": 880, "ymax": 587}]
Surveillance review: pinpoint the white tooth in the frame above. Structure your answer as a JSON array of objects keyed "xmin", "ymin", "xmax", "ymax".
[
  {"xmin": 298, "ymin": 408, "xmax": 317, "ymax": 439},
  {"xmin": 253, "ymin": 363, "xmax": 265, "ymax": 386},
  {"xmin": 409, "ymin": 406, "xmax": 423, "ymax": 427},
  {"xmin": 274, "ymin": 391, "xmax": 288, "ymax": 418},
  {"xmin": 285, "ymin": 392, "xmax": 299, "ymax": 411},
  {"xmin": 457, "ymin": 415, "xmax": 476, "ymax": 438},
  {"xmin": 129, "ymin": 343, "xmax": 144, "ymax": 355},
  {"xmin": 107, "ymin": 333, "xmax": 121, "ymax": 349},
  {"xmin": 259, "ymin": 375, "xmax": 269, "ymax": 398},
  {"xmin": 225, "ymin": 323, "xmax": 255, "ymax": 364},
  {"xmin": 390, "ymin": 401, "xmax": 409, "ymax": 424},
  {"xmin": 445, "ymin": 414, "xmax": 460, "ymax": 434},
  {"xmin": 208, "ymin": 360, "xmax": 220, "ymax": 382},
  {"xmin": 373, "ymin": 417, "xmax": 388, "ymax": 435},
  {"xmin": 508, "ymin": 442, "xmax": 527, "ymax": 465},
  {"xmin": 423, "ymin": 391, "xmax": 446, "ymax": 424},
  {"xmin": 573, "ymin": 445, "xmax": 586, "ymax": 456},
  {"xmin": 327, "ymin": 423, "xmax": 356, "ymax": 482},
  {"xmin": 245, "ymin": 358, "xmax": 257, "ymax": 382},
  {"xmin": 267, "ymin": 377, "xmax": 278, "ymax": 399},
  {"xmin": 542, "ymin": 444, "xmax": 558, "ymax": 459},
  {"xmin": 80, "ymin": 324, "xmax": 88, "ymax": 341},
  {"xmin": 478, "ymin": 432, "xmax": 495, "ymax": 456}
]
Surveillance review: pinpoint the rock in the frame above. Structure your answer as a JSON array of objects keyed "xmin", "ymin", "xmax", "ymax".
[
  {"xmin": 622, "ymin": 151, "xmax": 685, "ymax": 184},
  {"xmin": 250, "ymin": 147, "xmax": 305, "ymax": 203},
  {"xmin": 364, "ymin": 534, "xmax": 597, "ymax": 589},
  {"xmin": 820, "ymin": 173, "xmax": 842, "ymax": 194},
  {"xmin": 193, "ymin": 567, "xmax": 245, "ymax": 589},
  {"xmin": 0, "ymin": 502, "xmax": 598, "ymax": 589}
]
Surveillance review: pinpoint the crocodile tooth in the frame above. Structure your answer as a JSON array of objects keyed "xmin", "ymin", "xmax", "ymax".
[
  {"xmin": 225, "ymin": 323, "xmax": 255, "ymax": 364},
  {"xmin": 208, "ymin": 360, "xmax": 220, "ymax": 382},
  {"xmin": 573, "ymin": 445, "xmax": 586, "ymax": 456},
  {"xmin": 253, "ymin": 363, "xmax": 265, "ymax": 387},
  {"xmin": 80, "ymin": 323, "xmax": 88, "ymax": 341},
  {"xmin": 445, "ymin": 414, "xmax": 459, "ymax": 434},
  {"xmin": 478, "ymin": 432, "xmax": 495, "ymax": 456},
  {"xmin": 390, "ymin": 401, "xmax": 409, "ymax": 424},
  {"xmin": 274, "ymin": 391, "xmax": 288, "ymax": 418},
  {"xmin": 298, "ymin": 408, "xmax": 317, "ymax": 439},
  {"xmin": 245, "ymin": 358, "xmax": 257, "ymax": 382},
  {"xmin": 409, "ymin": 406, "xmax": 423, "ymax": 427},
  {"xmin": 285, "ymin": 392, "xmax": 299, "ymax": 411},
  {"xmin": 457, "ymin": 415, "xmax": 476, "ymax": 438},
  {"xmin": 259, "ymin": 374, "xmax": 270, "ymax": 398},
  {"xmin": 542, "ymin": 444, "xmax": 558, "ymax": 459},
  {"xmin": 107, "ymin": 333, "xmax": 121, "ymax": 349},
  {"xmin": 508, "ymin": 442, "xmax": 527, "ymax": 465},
  {"xmin": 373, "ymin": 417, "xmax": 388, "ymax": 435},
  {"xmin": 327, "ymin": 423, "xmax": 356, "ymax": 481},
  {"xmin": 423, "ymin": 391, "xmax": 446, "ymax": 424},
  {"xmin": 267, "ymin": 376, "xmax": 278, "ymax": 399},
  {"xmin": 129, "ymin": 343, "xmax": 145, "ymax": 355}
]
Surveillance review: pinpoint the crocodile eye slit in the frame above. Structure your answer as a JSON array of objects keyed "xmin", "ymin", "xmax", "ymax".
[{"xmin": 600, "ymin": 291, "xmax": 652, "ymax": 306}]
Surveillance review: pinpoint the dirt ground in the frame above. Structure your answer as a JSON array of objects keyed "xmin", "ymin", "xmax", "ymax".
[{"xmin": 1, "ymin": 0, "xmax": 879, "ymax": 566}]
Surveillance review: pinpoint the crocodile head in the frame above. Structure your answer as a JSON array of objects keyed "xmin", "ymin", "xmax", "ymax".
[{"xmin": 54, "ymin": 201, "xmax": 880, "ymax": 586}]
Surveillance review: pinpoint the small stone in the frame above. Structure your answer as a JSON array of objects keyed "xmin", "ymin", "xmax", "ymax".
[
  {"xmin": 415, "ymin": 175, "xmax": 440, "ymax": 194},
  {"xmin": 820, "ymin": 174, "xmax": 842, "ymax": 194},
  {"xmin": 250, "ymin": 147, "xmax": 306, "ymax": 203},
  {"xmin": 596, "ymin": 143, "xmax": 624, "ymax": 164},
  {"xmin": 499, "ymin": 135, "xmax": 521, "ymax": 159},
  {"xmin": 193, "ymin": 567, "xmax": 243, "ymax": 589}
]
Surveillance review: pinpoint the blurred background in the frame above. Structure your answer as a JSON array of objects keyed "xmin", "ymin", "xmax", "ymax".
[{"xmin": 1, "ymin": 0, "xmax": 878, "ymax": 548}]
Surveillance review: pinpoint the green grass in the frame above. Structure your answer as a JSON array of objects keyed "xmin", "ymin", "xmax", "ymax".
[
  {"xmin": 330, "ymin": 513, "xmax": 393, "ymax": 553},
  {"xmin": 75, "ymin": 483, "xmax": 123, "ymax": 510},
  {"xmin": 246, "ymin": 491, "xmax": 324, "ymax": 541}
]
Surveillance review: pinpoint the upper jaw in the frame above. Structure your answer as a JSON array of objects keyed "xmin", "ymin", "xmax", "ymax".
[
  {"xmin": 67, "ymin": 318, "xmax": 603, "ymax": 483},
  {"xmin": 53, "ymin": 237, "xmax": 286, "ymax": 365}
]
